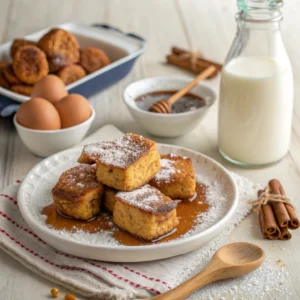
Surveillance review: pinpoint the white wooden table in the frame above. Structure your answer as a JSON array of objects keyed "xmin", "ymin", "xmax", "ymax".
[{"xmin": 0, "ymin": 0, "xmax": 300, "ymax": 299}]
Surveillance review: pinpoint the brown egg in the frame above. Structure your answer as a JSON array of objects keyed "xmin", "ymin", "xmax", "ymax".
[
  {"xmin": 31, "ymin": 75, "xmax": 68, "ymax": 104},
  {"xmin": 16, "ymin": 97, "xmax": 61, "ymax": 130},
  {"xmin": 55, "ymin": 94, "xmax": 91, "ymax": 128}
]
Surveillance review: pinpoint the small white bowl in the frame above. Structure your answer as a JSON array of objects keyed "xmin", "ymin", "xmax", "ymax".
[
  {"xmin": 123, "ymin": 77, "xmax": 216, "ymax": 137},
  {"xmin": 14, "ymin": 106, "xmax": 95, "ymax": 157}
]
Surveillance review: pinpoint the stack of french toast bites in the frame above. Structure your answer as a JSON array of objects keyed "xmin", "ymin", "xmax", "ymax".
[{"xmin": 52, "ymin": 133, "xmax": 197, "ymax": 242}]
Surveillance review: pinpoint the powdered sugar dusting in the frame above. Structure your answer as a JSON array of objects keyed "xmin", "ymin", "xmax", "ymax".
[
  {"xmin": 153, "ymin": 158, "xmax": 176, "ymax": 183},
  {"xmin": 81, "ymin": 133, "xmax": 153, "ymax": 168},
  {"xmin": 54, "ymin": 228, "xmax": 120, "ymax": 246},
  {"xmin": 190, "ymin": 259, "xmax": 290, "ymax": 300},
  {"xmin": 117, "ymin": 184, "xmax": 176, "ymax": 213},
  {"xmin": 175, "ymin": 175, "xmax": 229, "ymax": 240}
]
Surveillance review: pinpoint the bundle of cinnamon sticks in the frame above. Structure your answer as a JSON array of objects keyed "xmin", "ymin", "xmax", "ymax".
[
  {"xmin": 255, "ymin": 179, "xmax": 299, "ymax": 240},
  {"xmin": 166, "ymin": 47, "xmax": 222, "ymax": 78}
]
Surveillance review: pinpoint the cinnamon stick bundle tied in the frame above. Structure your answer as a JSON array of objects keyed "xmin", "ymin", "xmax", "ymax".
[
  {"xmin": 253, "ymin": 179, "xmax": 299, "ymax": 241},
  {"xmin": 269, "ymin": 179, "xmax": 299, "ymax": 230},
  {"xmin": 166, "ymin": 47, "xmax": 222, "ymax": 78}
]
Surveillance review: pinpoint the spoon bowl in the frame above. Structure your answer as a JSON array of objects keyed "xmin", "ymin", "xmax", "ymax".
[
  {"xmin": 217, "ymin": 242, "xmax": 265, "ymax": 265},
  {"xmin": 212, "ymin": 242, "xmax": 265, "ymax": 279},
  {"xmin": 152, "ymin": 242, "xmax": 264, "ymax": 300}
]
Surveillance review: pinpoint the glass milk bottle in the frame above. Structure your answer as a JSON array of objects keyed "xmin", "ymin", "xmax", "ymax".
[{"xmin": 218, "ymin": 0, "xmax": 293, "ymax": 167}]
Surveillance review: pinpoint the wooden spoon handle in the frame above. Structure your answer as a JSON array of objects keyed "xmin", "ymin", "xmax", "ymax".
[
  {"xmin": 152, "ymin": 264, "xmax": 218, "ymax": 300},
  {"xmin": 167, "ymin": 65, "xmax": 217, "ymax": 105}
]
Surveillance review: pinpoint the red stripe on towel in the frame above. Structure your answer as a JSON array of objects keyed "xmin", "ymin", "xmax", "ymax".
[
  {"xmin": 56, "ymin": 251, "xmax": 162, "ymax": 294},
  {"xmin": 0, "ymin": 194, "xmax": 18, "ymax": 205},
  {"xmin": 120, "ymin": 264, "xmax": 172, "ymax": 289},
  {"xmin": 0, "ymin": 228, "xmax": 161, "ymax": 295},
  {"xmin": 0, "ymin": 211, "xmax": 47, "ymax": 244}
]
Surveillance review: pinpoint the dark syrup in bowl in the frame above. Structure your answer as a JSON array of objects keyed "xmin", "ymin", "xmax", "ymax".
[{"xmin": 135, "ymin": 90, "xmax": 206, "ymax": 113}]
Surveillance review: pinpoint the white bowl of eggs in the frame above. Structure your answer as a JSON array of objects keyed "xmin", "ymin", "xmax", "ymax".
[{"xmin": 14, "ymin": 75, "xmax": 95, "ymax": 157}]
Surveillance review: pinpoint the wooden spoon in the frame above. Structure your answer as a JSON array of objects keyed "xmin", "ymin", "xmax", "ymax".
[
  {"xmin": 152, "ymin": 242, "xmax": 264, "ymax": 300},
  {"xmin": 149, "ymin": 65, "xmax": 216, "ymax": 113}
]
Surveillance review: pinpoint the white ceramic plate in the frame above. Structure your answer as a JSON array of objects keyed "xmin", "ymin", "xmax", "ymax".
[{"xmin": 18, "ymin": 144, "xmax": 238, "ymax": 262}]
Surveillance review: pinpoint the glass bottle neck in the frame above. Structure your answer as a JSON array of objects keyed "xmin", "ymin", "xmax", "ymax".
[
  {"xmin": 236, "ymin": 12, "xmax": 282, "ymax": 31},
  {"xmin": 223, "ymin": 1, "xmax": 288, "ymax": 65},
  {"xmin": 237, "ymin": 0, "xmax": 283, "ymax": 23}
]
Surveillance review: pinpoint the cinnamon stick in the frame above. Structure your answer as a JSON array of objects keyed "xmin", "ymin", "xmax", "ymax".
[
  {"xmin": 262, "ymin": 204, "xmax": 281, "ymax": 239},
  {"xmin": 166, "ymin": 47, "xmax": 222, "ymax": 78},
  {"xmin": 172, "ymin": 47, "xmax": 204, "ymax": 58},
  {"xmin": 269, "ymin": 179, "xmax": 290, "ymax": 227},
  {"xmin": 171, "ymin": 47, "xmax": 223, "ymax": 71},
  {"xmin": 286, "ymin": 204, "xmax": 300, "ymax": 229},
  {"xmin": 258, "ymin": 190, "xmax": 281, "ymax": 239},
  {"xmin": 166, "ymin": 54, "xmax": 219, "ymax": 78},
  {"xmin": 258, "ymin": 209, "xmax": 268, "ymax": 239},
  {"xmin": 280, "ymin": 226, "xmax": 292, "ymax": 240}
]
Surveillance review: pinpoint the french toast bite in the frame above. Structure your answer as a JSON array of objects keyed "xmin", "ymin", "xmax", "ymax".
[
  {"xmin": 78, "ymin": 133, "xmax": 161, "ymax": 191},
  {"xmin": 149, "ymin": 154, "xmax": 196, "ymax": 200},
  {"xmin": 112, "ymin": 184, "xmax": 179, "ymax": 241},
  {"xmin": 52, "ymin": 164, "xmax": 103, "ymax": 220}
]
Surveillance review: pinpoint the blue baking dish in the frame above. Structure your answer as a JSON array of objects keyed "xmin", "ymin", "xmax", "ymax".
[{"xmin": 0, "ymin": 22, "xmax": 146, "ymax": 116}]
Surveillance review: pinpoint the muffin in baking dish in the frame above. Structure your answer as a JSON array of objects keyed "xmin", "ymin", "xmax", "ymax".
[
  {"xmin": 10, "ymin": 39, "xmax": 37, "ymax": 58},
  {"xmin": 80, "ymin": 47, "xmax": 111, "ymax": 74},
  {"xmin": 56, "ymin": 64, "xmax": 86, "ymax": 85},
  {"xmin": 3, "ymin": 65, "xmax": 21, "ymax": 85},
  {"xmin": 52, "ymin": 164, "xmax": 103, "ymax": 220},
  {"xmin": 77, "ymin": 133, "xmax": 161, "ymax": 191},
  {"xmin": 12, "ymin": 45, "xmax": 49, "ymax": 84},
  {"xmin": 10, "ymin": 84, "xmax": 33, "ymax": 96},
  {"xmin": 112, "ymin": 184, "xmax": 179, "ymax": 241},
  {"xmin": 0, "ymin": 73, "xmax": 10, "ymax": 89},
  {"xmin": 38, "ymin": 28, "xmax": 80, "ymax": 72},
  {"xmin": 149, "ymin": 154, "xmax": 196, "ymax": 200}
]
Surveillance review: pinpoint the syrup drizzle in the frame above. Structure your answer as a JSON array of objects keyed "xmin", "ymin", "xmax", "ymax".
[{"xmin": 42, "ymin": 183, "xmax": 208, "ymax": 246}]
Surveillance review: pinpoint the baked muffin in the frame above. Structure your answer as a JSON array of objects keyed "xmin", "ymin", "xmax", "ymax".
[
  {"xmin": 80, "ymin": 47, "xmax": 110, "ymax": 74},
  {"xmin": 3, "ymin": 65, "xmax": 21, "ymax": 85},
  {"xmin": 78, "ymin": 133, "xmax": 161, "ymax": 191},
  {"xmin": 38, "ymin": 28, "xmax": 80, "ymax": 72},
  {"xmin": 149, "ymin": 154, "xmax": 196, "ymax": 200},
  {"xmin": 0, "ymin": 72, "xmax": 10, "ymax": 89},
  {"xmin": 12, "ymin": 45, "xmax": 49, "ymax": 84},
  {"xmin": 10, "ymin": 84, "xmax": 33, "ymax": 96},
  {"xmin": 0, "ymin": 61, "xmax": 10, "ymax": 73},
  {"xmin": 52, "ymin": 164, "xmax": 103, "ymax": 220},
  {"xmin": 10, "ymin": 39, "xmax": 37, "ymax": 58},
  {"xmin": 113, "ymin": 185, "xmax": 179, "ymax": 241},
  {"xmin": 57, "ymin": 64, "xmax": 86, "ymax": 85}
]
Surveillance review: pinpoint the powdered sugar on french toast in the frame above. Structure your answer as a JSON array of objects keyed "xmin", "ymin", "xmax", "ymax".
[
  {"xmin": 153, "ymin": 159, "xmax": 176, "ymax": 183},
  {"xmin": 81, "ymin": 133, "xmax": 153, "ymax": 168},
  {"xmin": 116, "ymin": 184, "xmax": 176, "ymax": 213}
]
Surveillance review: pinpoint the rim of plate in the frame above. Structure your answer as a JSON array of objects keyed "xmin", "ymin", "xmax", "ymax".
[{"xmin": 18, "ymin": 144, "xmax": 238, "ymax": 252}]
